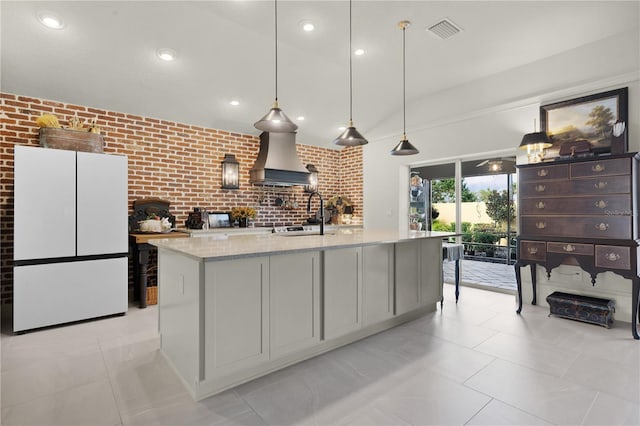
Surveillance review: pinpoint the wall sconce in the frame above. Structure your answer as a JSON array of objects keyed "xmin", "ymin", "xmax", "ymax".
[
  {"xmin": 221, "ymin": 154, "xmax": 239, "ymax": 189},
  {"xmin": 305, "ymin": 164, "xmax": 318, "ymax": 193}
]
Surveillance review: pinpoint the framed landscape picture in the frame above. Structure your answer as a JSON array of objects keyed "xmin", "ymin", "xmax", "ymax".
[{"xmin": 540, "ymin": 87, "xmax": 628, "ymax": 160}]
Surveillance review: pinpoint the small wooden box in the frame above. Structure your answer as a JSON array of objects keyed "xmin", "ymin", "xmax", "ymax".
[
  {"xmin": 39, "ymin": 128, "xmax": 104, "ymax": 153},
  {"xmin": 546, "ymin": 291, "xmax": 614, "ymax": 328}
]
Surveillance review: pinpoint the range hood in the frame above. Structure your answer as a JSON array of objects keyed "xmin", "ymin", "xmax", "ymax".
[{"xmin": 250, "ymin": 132, "xmax": 310, "ymax": 186}]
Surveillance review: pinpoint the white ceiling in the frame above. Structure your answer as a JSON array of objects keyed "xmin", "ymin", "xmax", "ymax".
[{"xmin": 2, "ymin": 1, "xmax": 639, "ymax": 149}]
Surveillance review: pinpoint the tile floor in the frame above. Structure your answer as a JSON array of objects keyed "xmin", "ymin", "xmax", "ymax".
[{"xmin": 2, "ymin": 284, "xmax": 639, "ymax": 426}]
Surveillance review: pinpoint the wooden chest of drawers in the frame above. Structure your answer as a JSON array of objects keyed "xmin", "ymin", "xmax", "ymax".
[{"xmin": 514, "ymin": 153, "xmax": 640, "ymax": 339}]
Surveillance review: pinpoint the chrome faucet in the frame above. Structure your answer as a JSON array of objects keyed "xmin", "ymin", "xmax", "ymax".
[{"xmin": 306, "ymin": 191, "xmax": 324, "ymax": 235}]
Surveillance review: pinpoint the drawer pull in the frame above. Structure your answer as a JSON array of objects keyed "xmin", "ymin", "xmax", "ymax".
[
  {"xmin": 527, "ymin": 247, "xmax": 538, "ymax": 255},
  {"xmin": 535, "ymin": 222, "xmax": 547, "ymax": 229},
  {"xmin": 594, "ymin": 181, "xmax": 608, "ymax": 190},
  {"xmin": 563, "ymin": 244, "xmax": 576, "ymax": 252},
  {"xmin": 595, "ymin": 223, "xmax": 609, "ymax": 231},
  {"xmin": 536, "ymin": 201, "xmax": 546, "ymax": 209},
  {"xmin": 537, "ymin": 169, "xmax": 549, "ymax": 177},
  {"xmin": 595, "ymin": 200, "xmax": 608, "ymax": 209},
  {"xmin": 592, "ymin": 164, "xmax": 606, "ymax": 172},
  {"xmin": 604, "ymin": 252, "xmax": 621, "ymax": 262},
  {"xmin": 535, "ymin": 184, "xmax": 546, "ymax": 193}
]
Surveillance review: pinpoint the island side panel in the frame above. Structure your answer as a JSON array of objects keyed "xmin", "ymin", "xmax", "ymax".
[
  {"xmin": 395, "ymin": 240, "xmax": 422, "ymax": 315},
  {"xmin": 158, "ymin": 248, "xmax": 203, "ymax": 394},
  {"xmin": 421, "ymin": 238, "xmax": 444, "ymax": 305}
]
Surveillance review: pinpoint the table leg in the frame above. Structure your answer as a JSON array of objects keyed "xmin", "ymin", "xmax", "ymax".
[
  {"xmin": 138, "ymin": 246, "xmax": 150, "ymax": 309},
  {"xmin": 515, "ymin": 262, "xmax": 523, "ymax": 314},
  {"xmin": 454, "ymin": 259, "xmax": 460, "ymax": 303},
  {"xmin": 632, "ymin": 277, "xmax": 639, "ymax": 340},
  {"xmin": 531, "ymin": 264, "xmax": 537, "ymax": 306}
]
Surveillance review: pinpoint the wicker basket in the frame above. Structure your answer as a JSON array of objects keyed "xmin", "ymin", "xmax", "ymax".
[
  {"xmin": 146, "ymin": 286, "xmax": 158, "ymax": 305},
  {"xmin": 39, "ymin": 128, "xmax": 104, "ymax": 153}
]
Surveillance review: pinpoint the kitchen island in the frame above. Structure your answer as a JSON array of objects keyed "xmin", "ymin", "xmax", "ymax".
[{"xmin": 151, "ymin": 228, "xmax": 455, "ymax": 400}]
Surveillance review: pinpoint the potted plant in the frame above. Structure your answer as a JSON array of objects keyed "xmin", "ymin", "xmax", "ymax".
[{"xmin": 231, "ymin": 207, "xmax": 257, "ymax": 227}]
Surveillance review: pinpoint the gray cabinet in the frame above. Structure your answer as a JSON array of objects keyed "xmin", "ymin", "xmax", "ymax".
[
  {"xmin": 420, "ymin": 239, "xmax": 443, "ymax": 305},
  {"xmin": 270, "ymin": 251, "xmax": 320, "ymax": 358},
  {"xmin": 324, "ymin": 247, "xmax": 363, "ymax": 339},
  {"xmin": 362, "ymin": 244, "xmax": 394, "ymax": 325},
  {"xmin": 204, "ymin": 257, "xmax": 270, "ymax": 379}
]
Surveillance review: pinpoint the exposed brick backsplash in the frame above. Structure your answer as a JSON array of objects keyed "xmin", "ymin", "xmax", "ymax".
[{"xmin": 0, "ymin": 93, "xmax": 363, "ymax": 304}]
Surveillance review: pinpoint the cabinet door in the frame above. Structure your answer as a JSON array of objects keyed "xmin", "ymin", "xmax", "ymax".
[
  {"xmin": 14, "ymin": 258, "xmax": 127, "ymax": 332},
  {"xmin": 324, "ymin": 247, "xmax": 362, "ymax": 339},
  {"xmin": 395, "ymin": 240, "xmax": 421, "ymax": 315},
  {"xmin": 362, "ymin": 244, "xmax": 394, "ymax": 325},
  {"xmin": 76, "ymin": 152, "xmax": 128, "ymax": 255},
  {"xmin": 204, "ymin": 257, "xmax": 269, "ymax": 379},
  {"xmin": 270, "ymin": 251, "xmax": 320, "ymax": 358},
  {"xmin": 420, "ymin": 239, "xmax": 443, "ymax": 305},
  {"xmin": 14, "ymin": 146, "xmax": 76, "ymax": 260}
]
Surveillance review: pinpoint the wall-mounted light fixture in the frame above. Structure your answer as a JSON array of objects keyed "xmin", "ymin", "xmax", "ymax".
[
  {"xmin": 221, "ymin": 154, "xmax": 239, "ymax": 189},
  {"xmin": 305, "ymin": 164, "xmax": 318, "ymax": 193}
]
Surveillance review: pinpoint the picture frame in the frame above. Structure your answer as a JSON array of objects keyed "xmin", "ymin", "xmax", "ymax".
[
  {"xmin": 540, "ymin": 87, "xmax": 628, "ymax": 160},
  {"xmin": 207, "ymin": 212, "xmax": 232, "ymax": 228}
]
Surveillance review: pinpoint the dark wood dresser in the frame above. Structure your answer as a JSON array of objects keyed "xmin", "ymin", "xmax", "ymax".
[{"xmin": 514, "ymin": 153, "xmax": 640, "ymax": 339}]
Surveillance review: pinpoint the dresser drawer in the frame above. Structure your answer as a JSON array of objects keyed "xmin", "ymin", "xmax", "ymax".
[
  {"xmin": 520, "ymin": 195, "xmax": 631, "ymax": 215},
  {"xmin": 519, "ymin": 175, "xmax": 631, "ymax": 198},
  {"xmin": 519, "ymin": 164, "xmax": 568, "ymax": 183},
  {"xmin": 547, "ymin": 242, "xmax": 593, "ymax": 256},
  {"xmin": 570, "ymin": 158, "xmax": 631, "ymax": 178},
  {"xmin": 520, "ymin": 216, "xmax": 632, "ymax": 239},
  {"xmin": 595, "ymin": 245, "xmax": 631, "ymax": 270},
  {"xmin": 520, "ymin": 240, "xmax": 546, "ymax": 261}
]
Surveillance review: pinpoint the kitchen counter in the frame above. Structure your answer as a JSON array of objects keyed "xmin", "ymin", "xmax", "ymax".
[
  {"xmin": 150, "ymin": 228, "xmax": 452, "ymax": 261},
  {"xmin": 176, "ymin": 224, "xmax": 362, "ymax": 238},
  {"xmin": 154, "ymin": 228, "xmax": 455, "ymax": 400}
]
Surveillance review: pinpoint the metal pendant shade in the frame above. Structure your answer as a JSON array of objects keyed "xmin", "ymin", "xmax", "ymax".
[
  {"xmin": 333, "ymin": 0, "xmax": 368, "ymax": 147},
  {"xmin": 333, "ymin": 122, "xmax": 368, "ymax": 147},
  {"xmin": 391, "ymin": 135, "xmax": 419, "ymax": 156},
  {"xmin": 254, "ymin": 0, "xmax": 297, "ymax": 133},
  {"xmin": 391, "ymin": 20, "xmax": 419, "ymax": 156},
  {"xmin": 254, "ymin": 101, "xmax": 297, "ymax": 132}
]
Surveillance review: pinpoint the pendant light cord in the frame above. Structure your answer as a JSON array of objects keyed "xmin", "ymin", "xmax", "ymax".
[
  {"xmin": 402, "ymin": 24, "xmax": 406, "ymax": 137},
  {"xmin": 274, "ymin": 0, "xmax": 278, "ymax": 102},
  {"xmin": 349, "ymin": 0, "xmax": 353, "ymax": 122}
]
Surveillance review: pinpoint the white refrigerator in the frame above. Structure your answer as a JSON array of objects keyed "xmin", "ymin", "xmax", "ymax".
[{"xmin": 13, "ymin": 145, "xmax": 128, "ymax": 332}]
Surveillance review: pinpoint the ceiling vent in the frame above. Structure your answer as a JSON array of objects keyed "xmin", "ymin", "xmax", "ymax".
[{"xmin": 426, "ymin": 18, "xmax": 462, "ymax": 40}]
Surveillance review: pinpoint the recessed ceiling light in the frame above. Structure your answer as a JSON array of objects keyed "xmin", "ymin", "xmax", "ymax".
[
  {"xmin": 157, "ymin": 48, "xmax": 177, "ymax": 61},
  {"xmin": 37, "ymin": 11, "xmax": 64, "ymax": 29},
  {"xmin": 229, "ymin": 99, "xmax": 240, "ymax": 106},
  {"xmin": 296, "ymin": 116, "xmax": 305, "ymax": 121},
  {"xmin": 354, "ymin": 48, "xmax": 365, "ymax": 56},
  {"xmin": 300, "ymin": 21, "xmax": 315, "ymax": 32}
]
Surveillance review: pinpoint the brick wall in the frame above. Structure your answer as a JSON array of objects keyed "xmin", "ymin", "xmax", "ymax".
[{"xmin": 0, "ymin": 93, "xmax": 363, "ymax": 304}]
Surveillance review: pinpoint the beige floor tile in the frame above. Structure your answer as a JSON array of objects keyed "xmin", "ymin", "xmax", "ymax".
[
  {"xmin": 562, "ymin": 353, "xmax": 640, "ymax": 403},
  {"xmin": 581, "ymin": 391, "xmax": 640, "ymax": 426},
  {"xmin": 465, "ymin": 359, "xmax": 598, "ymax": 425},
  {"xmin": 465, "ymin": 399, "xmax": 554, "ymax": 425},
  {"xmin": 1, "ymin": 379, "xmax": 121, "ymax": 426},
  {"xmin": 474, "ymin": 331, "xmax": 580, "ymax": 377}
]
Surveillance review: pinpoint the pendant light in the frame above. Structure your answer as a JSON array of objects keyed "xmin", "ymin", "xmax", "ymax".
[
  {"xmin": 254, "ymin": 0, "xmax": 297, "ymax": 132},
  {"xmin": 391, "ymin": 21, "xmax": 419, "ymax": 156},
  {"xmin": 333, "ymin": 0, "xmax": 368, "ymax": 146}
]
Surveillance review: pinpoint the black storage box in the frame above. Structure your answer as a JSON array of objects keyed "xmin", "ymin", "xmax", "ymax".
[{"xmin": 546, "ymin": 292, "xmax": 615, "ymax": 328}]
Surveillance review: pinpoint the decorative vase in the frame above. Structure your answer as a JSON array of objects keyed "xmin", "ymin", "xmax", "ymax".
[{"xmin": 238, "ymin": 217, "xmax": 248, "ymax": 228}]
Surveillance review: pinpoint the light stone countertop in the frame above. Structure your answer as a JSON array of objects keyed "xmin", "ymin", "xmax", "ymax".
[{"xmin": 150, "ymin": 228, "xmax": 457, "ymax": 261}]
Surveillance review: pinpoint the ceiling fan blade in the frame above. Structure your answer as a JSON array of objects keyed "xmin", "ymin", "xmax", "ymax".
[{"xmin": 476, "ymin": 160, "xmax": 489, "ymax": 167}]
